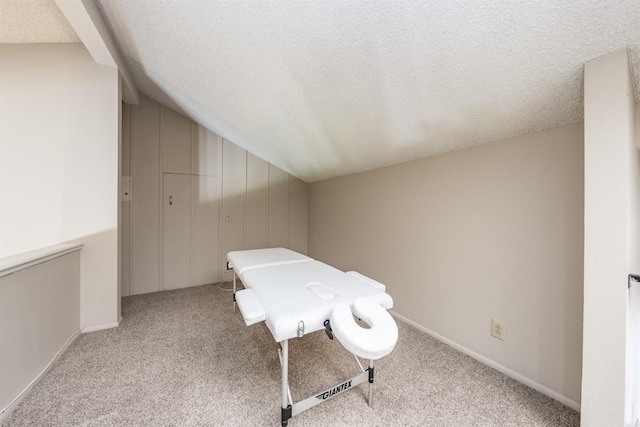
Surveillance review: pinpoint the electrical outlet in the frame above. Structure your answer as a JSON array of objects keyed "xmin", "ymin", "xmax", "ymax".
[
  {"xmin": 226, "ymin": 262, "xmax": 232, "ymax": 271},
  {"xmin": 491, "ymin": 319, "xmax": 506, "ymax": 341}
]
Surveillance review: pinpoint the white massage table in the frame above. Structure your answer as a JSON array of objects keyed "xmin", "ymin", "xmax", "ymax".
[{"xmin": 227, "ymin": 248, "xmax": 398, "ymax": 426}]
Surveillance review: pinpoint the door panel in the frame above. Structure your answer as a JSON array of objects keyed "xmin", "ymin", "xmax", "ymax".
[
  {"xmin": 130, "ymin": 97, "xmax": 160, "ymax": 295},
  {"xmin": 268, "ymin": 164, "xmax": 289, "ymax": 248},
  {"xmin": 246, "ymin": 153, "xmax": 268, "ymax": 250},
  {"xmin": 162, "ymin": 108, "xmax": 192, "ymax": 174},
  {"xmin": 163, "ymin": 173, "xmax": 191, "ymax": 290},
  {"xmin": 192, "ymin": 175, "xmax": 221, "ymax": 286}
]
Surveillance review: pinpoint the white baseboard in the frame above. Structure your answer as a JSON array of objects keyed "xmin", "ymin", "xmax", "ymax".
[
  {"xmin": 0, "ymin": 328, "xmax": 82, "ymax": 423},
  {"xmin": 82, "ymin": 320, "xmax": 120, "ymax": 333},
  {"xmin": 389, "ymin": 310, "xmax": 581, "ymax": 412}
]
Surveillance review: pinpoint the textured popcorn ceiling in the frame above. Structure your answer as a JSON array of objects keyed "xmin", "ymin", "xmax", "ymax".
[
  {"xmin": 0, "ymin": 0, "xmax": 79, "ymax": 43},
  {"xmin": 9, "ymin": 1, "xmax": 640, "ymax": 182}
]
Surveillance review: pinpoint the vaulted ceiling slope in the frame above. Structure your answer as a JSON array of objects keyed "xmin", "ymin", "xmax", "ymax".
[{"xmin": 7, "ymin": 1, "xmax": 640, "ymax": 182}]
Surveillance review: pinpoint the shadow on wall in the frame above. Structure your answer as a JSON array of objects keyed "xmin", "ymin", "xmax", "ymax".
[
  {"xmin": 66, "ymin": 228, "xmax": 119, "ymax": 331},
  {"xmin": 0, "ymin": 224, "xmax": 120, "ymax": 419},
  {"xmin": 0, "ymin": 244, "xmax": 82, "ymax": 419},
  {"xmin": 0, "ymin": 227, "xmax": 121, "ymax": 419}
]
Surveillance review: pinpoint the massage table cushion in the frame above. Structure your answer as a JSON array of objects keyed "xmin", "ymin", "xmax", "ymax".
[{"xmin": 235, "ymin": 259, "xmax": 393, "ymax": 343}]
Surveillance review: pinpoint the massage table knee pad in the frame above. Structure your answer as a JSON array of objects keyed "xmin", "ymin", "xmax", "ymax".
[{"xmin": 330, "ymin": 297, "xmax": 398, "ymax": 360}]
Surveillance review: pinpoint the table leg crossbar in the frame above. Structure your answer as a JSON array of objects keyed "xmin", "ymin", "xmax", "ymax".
[{"xmin": 279, "ymin": 339, "xmax": 375, "ymax": 426}]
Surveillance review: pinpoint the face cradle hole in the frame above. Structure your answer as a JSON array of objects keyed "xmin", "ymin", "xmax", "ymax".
[{"xmin": 355, "ymin": 317, "xmax": 371, "ymax": 329}]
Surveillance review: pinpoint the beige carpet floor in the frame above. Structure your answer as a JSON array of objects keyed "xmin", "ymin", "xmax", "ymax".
[{"xmin": 3, "ymin": 283, "xmax": 580, "ymax": 426}]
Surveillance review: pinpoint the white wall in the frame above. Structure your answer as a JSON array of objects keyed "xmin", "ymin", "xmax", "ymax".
[
  {"xmin": 0, "ymin": 44, "xmax": 120, "ymax": 330},
  {"xmin": 582, "ymin": 48, "xmax": 640, "ymax": 427},
  {"xmin": 631, "ymin": 105, "xmax": 640, "ymax": 427},
  {"xmin": 309, "ymin": 122, "xmax": 584, "ymax": 407}
]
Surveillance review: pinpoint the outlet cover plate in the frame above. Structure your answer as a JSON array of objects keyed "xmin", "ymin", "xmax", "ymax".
[{"xmin": 491, "ymin": 318, "xmax": 506, "ymax": 341}]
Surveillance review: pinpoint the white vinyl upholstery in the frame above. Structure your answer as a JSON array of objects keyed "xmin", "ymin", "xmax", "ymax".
[
  {"xmin": 346, "ymin": 271, "xmax": 386, "ymax": 291},
  {"xmin": 227, "ymin": 248, "xmax": 395, "ymax": 344},
  {"xmin": 227, "ymin": 248, "xmax": 397, "ymax": 423},
  {"xmin": 240, "ymin": 260, "xmax": 392, "ymax": 342},
  {"xmin": 227, "ymin": 247, "xmax": 312, "ymax": 275},
  {"xmin": 235, "ymin": 289, "xmax": 266, "ymax": 326},
  {"xmin": 330, "ymin": 297, "xmax": 398, "ymax": 360}
]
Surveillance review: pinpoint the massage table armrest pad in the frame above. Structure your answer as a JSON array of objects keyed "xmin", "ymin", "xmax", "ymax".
[
  {"xmin": 236, "ymin": 289, "xmax": 266, "ymax": 326},
  {"xmin": 346, "ymin": 271, "xmax": 386, "ymax": 291}
]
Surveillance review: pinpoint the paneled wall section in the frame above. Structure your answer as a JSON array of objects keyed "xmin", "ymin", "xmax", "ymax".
[{"xmin": 123, "ymin": 95, "xmax": 308, "ymax": 295}]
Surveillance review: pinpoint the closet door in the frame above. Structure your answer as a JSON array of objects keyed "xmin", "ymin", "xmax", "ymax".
[
  {"xmin": 268, "ymin": 164, "xmax": 289, "ymax": 248},
  {"xmin": 192, "ymin": 175, "xmax": 221, "ymax": 286},
  {"xmin": 162, "ymin": 107, "xmax": 192, "ymax": 174},
  {"xmin": 163, "ymin": 173, "xmax": 191, "ymax": 290},
  {"xmin": 245, "ymin": 153, "xmax": 268, "ymax": 250},
  {"xmin": 130, "ymin": 96, "xmax": 160, "ymax": 295}
]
